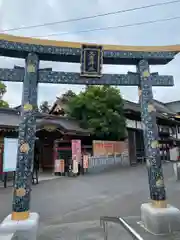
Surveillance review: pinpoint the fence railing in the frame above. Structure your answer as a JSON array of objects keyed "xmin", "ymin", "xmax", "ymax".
[
  {"xmin": 87, "ymin": 155, "xmax": 129, "ymax": 173},
  {"xmin": 100, "ymin": 216, "xmax": 143, "ymax": 240}
]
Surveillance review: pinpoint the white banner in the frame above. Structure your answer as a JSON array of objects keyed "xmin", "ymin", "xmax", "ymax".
[{"xmin": 72, "ymin": 159, "xmax": 78, "ymax": 174}]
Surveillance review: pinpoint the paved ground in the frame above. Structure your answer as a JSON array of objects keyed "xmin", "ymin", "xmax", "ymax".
[{"xmin": 0, "ymin": 163, "xmax": 180, "ymax": 239}]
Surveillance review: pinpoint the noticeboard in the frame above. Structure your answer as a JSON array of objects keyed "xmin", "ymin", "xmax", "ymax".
[{"xmin": 3, "ymin": 138, "xmax": 18, "ymax": 172}]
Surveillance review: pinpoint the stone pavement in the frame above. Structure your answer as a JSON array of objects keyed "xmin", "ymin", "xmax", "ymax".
[
  {"xmin": 37, "ymin": 217, "xmax": 180, "ymax": 240},
  {"xmin": 125, "ymin": 216, "xmax": 180, "ymax": 240},
  {"xmin": 37, "ymin": 220, "xmax": 133, "ymax": 240},
  {"xmin": 0, "ymin": 172, "xmax": 61, "ymax": 189},
  {"xmin": 0, "ymin": 163, "xmax": 180, "ymax": 239},
  {"xmin": 36, "ymin": 164, "xmax": 180, "ymax": 240}
]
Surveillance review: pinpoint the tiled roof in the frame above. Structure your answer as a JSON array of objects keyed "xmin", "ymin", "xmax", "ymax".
[
  {"xmin": 153, "ymin": 100, "xmax": 174, "ymax": 115},
  {"xmin": 0, "ymin": 108, "xmax": 90, "ymax": 135},
  {"xmin": 123, "ymin": 99, "xmax": 180, "ymax": 124},
  {"xmin": 2, "ymin": 97, "xmax": 179, "ymax": 132},
  {"xmin": 36, "ymin": 113, "xmax": 90, "ymax": 134},
  {"xmin": 0, "ymin": 108, "xmax": 20, "ymax": 127},
  {"xmin": 123, "ymin": 100, "xmax": 140, "ymax": 112},
  {"xmin": 124, "ymin": 99, "xmax": 175, "ymax": 115}
]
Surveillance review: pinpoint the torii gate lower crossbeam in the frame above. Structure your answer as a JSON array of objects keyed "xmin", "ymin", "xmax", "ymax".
[{"xmin": 0, "ymin": 67, "xmax": 174, "ymax": 86}]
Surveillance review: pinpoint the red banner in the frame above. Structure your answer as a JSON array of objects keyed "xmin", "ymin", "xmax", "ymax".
[
  {"xmin": 71, "ymin": 140, "xmax": 81, "ymax": 162},
  {"xmin": 83, "ymin": 155, "xmax": 89, "ymax": 169}
]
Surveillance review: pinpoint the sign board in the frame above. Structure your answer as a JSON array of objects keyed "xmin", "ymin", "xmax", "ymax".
[
  {"xmin": 83, "ymin": 155, "xmax": 89, "ymax": 169},
  {"xmin": 93, "ymin": 141, "xmax": 105, "ymax": 156},
  {"xmin": 136, "ymin": 121, "xmax": 143, "ymax": 129},
  {"xmin": 126, "ymin": 119, "xmax": 136, "ymax": 129},
  {"xmin": 170, "ymin": 147, "xmax": 179, "ymax": 161},
  {"xmin": 71, "ymin": 140, "xmax": 81, "ymax": 163},
  {"xmin": 54, "ymin": 159, "xmax": 64, "ymax": 173},
  {"xmin": 3, "ymin": 138, "xmax": 18, "ymax": 172},
  {"xmin": 93, "ymin": 140, "xmax": 124, "ymax": 156},
  {"xmin": 103, "ymin": 142, "xmax": 114, "ymax": 155},
  {"xmin": 121, "ymin": 140, "xmax": 129, "ymax": 163},
  {"xmin": 80, "ymin": 45, "xmax": 103, "ymax": 77}
]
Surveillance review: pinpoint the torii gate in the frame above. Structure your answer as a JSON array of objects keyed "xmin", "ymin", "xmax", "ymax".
[{"xmin": 0, "ymin": 34, "xmax": 180, "ymax": 235}]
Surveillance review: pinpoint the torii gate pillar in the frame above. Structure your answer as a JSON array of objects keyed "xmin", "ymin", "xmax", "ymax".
[
  {"xmin": 0, "ymin": 53, "xmax": 40, "ymax": 240},
  {"xmin": 138, "ymin": 59, "xmax": 180, "ymax": 234},
  {"xmin": 12, "ymin": 53, "xmax": 39, "ymax": 220}
]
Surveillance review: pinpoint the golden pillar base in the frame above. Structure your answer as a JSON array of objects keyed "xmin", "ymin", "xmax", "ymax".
[
  {"xmin": 11, "ymin": 211, "xmax": 30, "ymax": 221},
  {"xmin": 151, "ymin": 200, "xmax": 167, "ymax": 208}
]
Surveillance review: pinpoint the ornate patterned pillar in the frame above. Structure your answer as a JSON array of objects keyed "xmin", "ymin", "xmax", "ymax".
[
  {"xmin": 137, "ymin": 67, "xmax": 147, "ymax": 160},
  {"xmin": 12, "ymin": 53, "xmax": 39, "ymax": 220},
  {"xmin": 137, "ymin": 59, "xmax": 167, "ymax": 208}
]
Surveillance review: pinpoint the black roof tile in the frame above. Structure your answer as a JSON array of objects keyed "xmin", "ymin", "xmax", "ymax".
[{"xmin": 0, "ymin": 108, "xmax": 89, "ymax": 134}]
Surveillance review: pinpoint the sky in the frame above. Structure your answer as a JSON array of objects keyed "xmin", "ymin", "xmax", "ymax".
[{"xmin": 0, "ymin": 0, "xmax": 180, "ymax": 107}]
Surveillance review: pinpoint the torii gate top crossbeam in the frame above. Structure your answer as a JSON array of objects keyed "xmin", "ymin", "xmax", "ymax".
[{"xmin": 0, "ymin": 33, "xmax": 179, "ymax": 65}]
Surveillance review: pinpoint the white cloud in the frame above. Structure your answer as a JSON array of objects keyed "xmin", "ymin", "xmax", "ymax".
[{"xmin": 0, "ymin": 0, "xmax": 180, "ymax": 107}]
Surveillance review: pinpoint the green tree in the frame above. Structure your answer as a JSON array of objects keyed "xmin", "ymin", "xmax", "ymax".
[
  {"xmin": 0, "ymin": 81, "xmax": 9, "ymax": 108},
  {"xmin": 39, "ymin": 101, "xmax": 51, "ymax": 113},
  {"xmin": 54, "ymin": 90, "xmax": 77, "ymax": 115},
  {"xmin": 59, "ymin": 90, "xmax": 76, "ymax": 103},
  {"xmin": 67, "ymin": 86, "xmax": 127, "ymax": 140}
]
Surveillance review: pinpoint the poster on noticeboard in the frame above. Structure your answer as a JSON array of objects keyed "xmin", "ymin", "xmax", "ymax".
[{"xmin": 3, "ymin": 138, "xmax": 18, "ymax": 172}]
